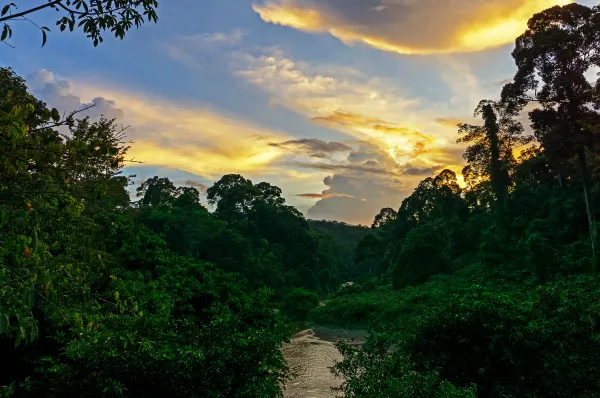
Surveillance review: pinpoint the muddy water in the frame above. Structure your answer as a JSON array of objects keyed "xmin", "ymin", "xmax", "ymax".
[{"xmin": 281, "ymin": 327, "xmax": 367, "ymax": 398}]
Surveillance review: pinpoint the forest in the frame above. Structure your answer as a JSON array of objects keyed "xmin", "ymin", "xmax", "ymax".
[{"xmin": 2, "ymin": 1, "xmax": 600, "ymax": 397}]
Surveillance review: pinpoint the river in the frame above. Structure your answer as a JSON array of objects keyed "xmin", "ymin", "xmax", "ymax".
[{"xmin": 281, "ymin": 327, "xmax": 368, "ymax": 398}]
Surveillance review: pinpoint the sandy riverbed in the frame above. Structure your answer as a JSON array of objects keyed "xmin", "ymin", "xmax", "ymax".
[{"xmin": 281, "ymin": 328, "xmax": 367, "ymax": 398}]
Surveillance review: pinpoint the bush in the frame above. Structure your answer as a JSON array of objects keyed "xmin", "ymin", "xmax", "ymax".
[
  {"xmin": 332, "ymin": 334, "xmax": 477, "ymax": 398},
  {"xmin": 280, "ymin": 288, "xmax": 319, "ymax": 321},
  {"xmin": 333, "ymin": 275, "xmax": 600, "ymax": 398}
]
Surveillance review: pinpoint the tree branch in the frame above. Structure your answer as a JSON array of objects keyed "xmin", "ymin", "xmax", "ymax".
[{"xmin": 0, "ymin": 0, "xmax": 63, "ymax": 23}]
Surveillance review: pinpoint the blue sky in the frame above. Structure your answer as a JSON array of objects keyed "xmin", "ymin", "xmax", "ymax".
[{"xmin": 2, "ymin": 0, "xmax": 597, "ymax": 224}]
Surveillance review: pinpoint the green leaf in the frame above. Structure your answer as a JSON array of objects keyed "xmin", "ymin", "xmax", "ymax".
[
  {"xmin": 28, "ymin": 290, "xmax": 35, "ymax": 307},
  {"xmin": 50, "ymin": 108, "xmax": 60, "ymax": 122}
]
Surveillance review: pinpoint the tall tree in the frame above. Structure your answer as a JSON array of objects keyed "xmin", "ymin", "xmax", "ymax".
[
  {"xmin": 371, "ymin": 208, "xmax": 397, "ymax": 229},
  {"xmin": 136, "ymin": 176, "xmax": 177, "ymax": 207},
  {"xmin": 501, "ymin": 3, "xmax": 600, "ymax": 268},
  {"xmin": 458, "ymin": 100, "xmax": 530, "ymax": 207}
]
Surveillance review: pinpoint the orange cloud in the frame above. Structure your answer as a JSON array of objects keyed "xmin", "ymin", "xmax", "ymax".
[
  {"xmin": 236, "ymin": 49, "xmax": 466, "ymax": 177},
  {"xmin": 253, "ymin": 0, "xmax": 572, "ymax": 54}
]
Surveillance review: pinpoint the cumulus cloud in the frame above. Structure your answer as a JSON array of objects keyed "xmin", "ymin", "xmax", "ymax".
[
  {"xmin": 27, "ymin": 69, "xmax": 125, "ymax": 121},
  {"xmin": 253, "ymin": 0, "xmax": 572, "ymax": 55},
  {"xmin": 306, "ymin": 173, "xmax": 410, "ymax": 225}
]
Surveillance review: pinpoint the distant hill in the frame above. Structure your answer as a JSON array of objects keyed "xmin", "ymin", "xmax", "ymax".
[{"xmin": 308, "ymin": 220, "xmax": 370, "ymax": 248}]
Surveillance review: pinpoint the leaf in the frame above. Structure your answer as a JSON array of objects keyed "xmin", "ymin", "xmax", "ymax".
[
  {"xmin": 1, "ymin": 5, "xmax": 10, "ymax": 17},
  {"xmin": 1, "ymin": 24, "xmax": 8, "ymax": 42},
  {"xmin": 28, "ymin": 290, "xmax": 35, "ymax": 307},
  {"xmin": 41, "ymin": 29, "xmax": 47, "ymax": 47}
]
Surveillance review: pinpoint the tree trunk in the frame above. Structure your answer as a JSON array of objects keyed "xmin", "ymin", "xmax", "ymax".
[
  {"xmin": 556, "ymin": 160, "xmax": 564, "ymax": 191},
  {"xmin": 578, "ymin": 148, "xmax": 598, "ymax": 272}
]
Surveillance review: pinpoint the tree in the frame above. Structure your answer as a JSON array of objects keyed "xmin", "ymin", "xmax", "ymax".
[
  {"xmin": 458, "ymin": 100, "xmax": 530, "ymax": 207},
  {"xmin": 136, "ymin": 176, "xmax": 177, "ymax": 207},
  {"xmin": 206, "ymin": 174, "xmax": 254, "ymax": 225},
  {"xmin": 172, "ymin": 186, "xmax": 202, "ymax": 209},
  {"xmin": 398, "ymin": 169, "xmax": 465, "ymax": 227},
  {"xmin": 371, "ymin": 208, "xmax": 397, "ymax": 229},
  {"xmin": 501, "ymin": 3, "xmax": 600, "ymax": 268},
  {"xmin": 0, "ymin": 0, "xmax": 158, "ymax": 47}
]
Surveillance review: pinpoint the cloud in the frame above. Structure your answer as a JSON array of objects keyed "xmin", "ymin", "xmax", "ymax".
[
  {"xmin": 293, "ymin": 161, "xmax": 395, "ymax": 175},
  {"xmin": 26, "ymin": 69, "xmax": 293, "ymax": 179},
  {"xmin": 234, "ymin": 48, "xmax": 462, "ymax": 168},
  {"xmin": 185, "ymin": 29, "xmax": 246, "ymax": 46},
  {"xmin": 180, "ymin": 179, "xmax": 209, "ymax": 193},
  {"xmin": 269, "ymin": 138, "xmax": 352, "ymax": 157},
  {"xmin": 401, "ymin": 165, "xmax": 443, "ymax": 176},
  {"xmin": 27, "ymin": 69, "xmax": 125, "ymax": 121},
  {"xmin": 165, "ymin": 29, "xmax": 246, "ymax": 70},
  {"xmin": 253, "ymin": 0, "xmax": 572, "ymax": 55},
  {"xmin": 306, "ymin": 172, "xmax": 410, "ymax": 225},
  {"xmin": 436, "ymin": 117, "xmax": 466, "ymax": 128},
  {"xmin": 234, "ymin": 48, "xmax": 420, "ymax": 128},
  {"xmin": 234, "ymin": 49, "xmax": 471, "ymax": 224},
  {"xmin": 296, "ymin": 192, "xmax": 353, "ymax": 199}
]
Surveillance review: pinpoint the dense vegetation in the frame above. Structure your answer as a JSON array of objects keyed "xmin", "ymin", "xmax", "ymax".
[
  {"xmin": 4, "ymin": 2, "xmax": 600, "ymax": 397},
  {"xmin": 310, "ymin": 3, "xmax": 600, "ymax": 397},
  {"xmin": 0, "ymin": 67, "xmax": 356, "ymax": 396}
]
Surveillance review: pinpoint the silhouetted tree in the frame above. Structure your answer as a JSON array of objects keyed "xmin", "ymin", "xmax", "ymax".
[{"xmin": 501, "ymin": 3, "xmax": 600, "ymax": 268}]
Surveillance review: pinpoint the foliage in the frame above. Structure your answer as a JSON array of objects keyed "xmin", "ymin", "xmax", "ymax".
[
  {"xmin": 0, "ymin": 0, "xmax": 159, "ymax": 47},
  {"xmin": 313, "ymin": 4, "xmax": 600, "ymax": 397},
  {"xmin": 0, "ymin": 68, "xmax": 298, "ymax": 397},
  {"xmin": 279, "ymin": 288, "xmax": 319, "ymax": 322}
]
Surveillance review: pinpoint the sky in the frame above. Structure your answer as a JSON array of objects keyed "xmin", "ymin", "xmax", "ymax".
[{"xmin": 2, "ymin": 0, "xmax": 598, "ymax": 225}]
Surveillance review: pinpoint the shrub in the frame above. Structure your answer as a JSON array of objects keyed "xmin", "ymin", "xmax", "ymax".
[{"xmin": 280, "ymin": 288, "xmax": 319, "ymax": 321}]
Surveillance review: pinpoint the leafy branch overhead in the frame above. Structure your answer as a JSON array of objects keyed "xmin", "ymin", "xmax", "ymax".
[{"xmin": 0, "ymin": 0, "xmax": 158, "ymax": 47}]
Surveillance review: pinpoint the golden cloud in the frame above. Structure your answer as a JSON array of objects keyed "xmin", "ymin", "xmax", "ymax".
[
  {"xmin": 70, "ymin": 83, "xmax": 292, "ymax": 178},
  {"xmin": 436, "ymin": 117, "xmax": 467, "ymax": 128},
  {"xmin": 236, "ymin": 49, "xmax": 465, "ymax": 175},
  {"xmin": 253, "ymin": 0, "xmax": 572, "ymax": 54}
]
